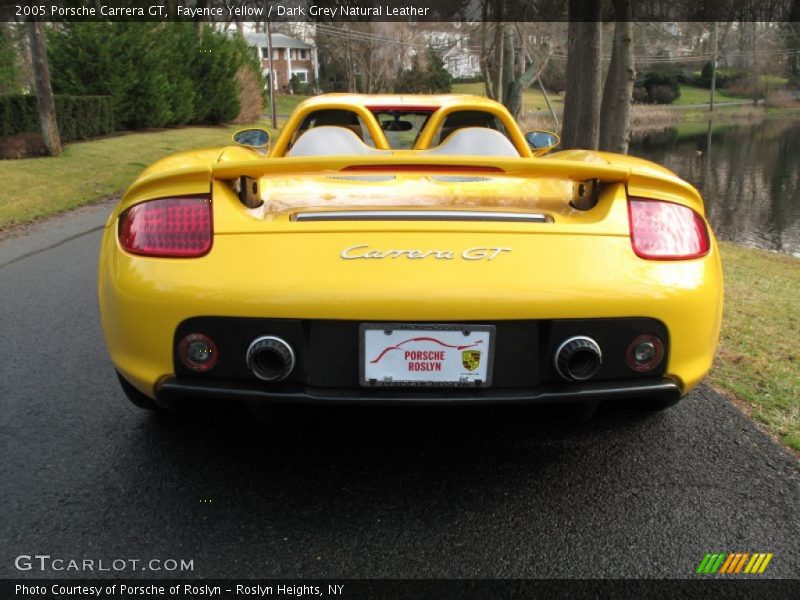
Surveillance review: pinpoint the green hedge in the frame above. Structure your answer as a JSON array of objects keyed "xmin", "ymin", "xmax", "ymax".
[{"xmin": 0, "ymin": 94, "xmax": 114, "ymax": 142}]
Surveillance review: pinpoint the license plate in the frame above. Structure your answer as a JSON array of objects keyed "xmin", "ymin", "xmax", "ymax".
[{"xmin": 360, "ymin": 324, "xmax": 495, "ymax": 387}]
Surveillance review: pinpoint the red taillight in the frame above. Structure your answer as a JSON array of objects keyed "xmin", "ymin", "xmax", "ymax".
[
  {"xmin": 628, "ymin": 198, "xmax": 710, "ymax": 260},
  {"xmin": 118, "ymin": 196, "xmax": 212, "ymax": 258}
]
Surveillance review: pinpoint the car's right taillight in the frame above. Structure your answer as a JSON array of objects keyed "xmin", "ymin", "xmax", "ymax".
[
  {"xmin": 628, "ymin": 198, "xmax": 710, "ymax": 260},
  {"xmin": 118, "ymin": 196, "xmax": 212, "ymax": 258}
]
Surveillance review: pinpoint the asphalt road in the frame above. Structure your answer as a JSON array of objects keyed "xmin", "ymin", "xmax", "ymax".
[{"xmin": 1, "ymin": 205, "xmax": 798, "ymax": 580}]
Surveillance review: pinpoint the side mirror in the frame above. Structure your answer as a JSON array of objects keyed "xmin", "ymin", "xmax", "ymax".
[
  {"xmin": 233, "ymin": 128, "xmax": 270, "ymax": 149},
  {"xmin": 525, "ymin": 130, "xmax": 560, "ymax": 153}
]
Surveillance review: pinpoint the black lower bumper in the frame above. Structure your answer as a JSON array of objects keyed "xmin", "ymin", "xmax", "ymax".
[{"xmin": 155, "ymin": 377, "xmax": 682, "ymax": 407}]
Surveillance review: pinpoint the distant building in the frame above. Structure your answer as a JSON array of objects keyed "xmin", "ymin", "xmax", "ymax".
[
  {"xmin": 423, "ymin": 31, "xmax": 481, "ymax": 79},
  {"xmin": 244, "ymin": 33, "xmax": 319, "ymax": 91}
]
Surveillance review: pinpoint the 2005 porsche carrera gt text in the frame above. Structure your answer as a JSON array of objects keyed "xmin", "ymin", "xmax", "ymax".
[{"xmin": 98, "ymin": 94, "xmax": 722, "ymax": 411}]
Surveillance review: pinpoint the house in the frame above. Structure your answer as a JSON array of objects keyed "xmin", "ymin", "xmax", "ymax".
[
  {"xmin": 244, "ymin": 33, "xmax": 319, "ymax": 91},
  {"xmin": 423, "ymin": 31, "xmax": 481, "ymax": 79}
]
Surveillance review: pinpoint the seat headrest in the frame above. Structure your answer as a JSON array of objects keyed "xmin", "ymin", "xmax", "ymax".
[
  {"xmin": 286, "ymin": 126, "xmax": 384, "ymax": 157},
  {"xmin": 421, "ymin": 127, "xmax": 520, "ymax": 157}
]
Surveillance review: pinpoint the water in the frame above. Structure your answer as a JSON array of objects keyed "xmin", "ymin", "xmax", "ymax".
[{"xmin": 629, "ymin": 118, "xmax": 800, "ymax": 257}]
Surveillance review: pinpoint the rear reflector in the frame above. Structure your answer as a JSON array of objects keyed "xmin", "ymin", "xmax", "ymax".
[
  {"xmin": 628, "ymin": 198, "xmax": 710, "ymax": 260},
  {"xmin": 119, "ymin": 196, "xmax": 212, "ymax": 258}
]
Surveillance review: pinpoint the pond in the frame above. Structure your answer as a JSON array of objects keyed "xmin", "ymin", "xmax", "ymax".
[{"xmin": 629, "ymin": 118, "xmax": 800, "ymax": 257}]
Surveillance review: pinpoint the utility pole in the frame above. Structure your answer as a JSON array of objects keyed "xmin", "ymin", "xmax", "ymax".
[
  {"xmin": 266, "ymin": 19, "xmax": 277, "ymax": 129},
  {"xmin": 752, "ymin": 21, "xmax": 759, "ymax": 105},
  {"xmin": 709, "ymin": 22, "xmax": 718, "ymax": 112},
  {"xmin": 27, "ymin": 20, "xmax": 60, "ymax": 156}
]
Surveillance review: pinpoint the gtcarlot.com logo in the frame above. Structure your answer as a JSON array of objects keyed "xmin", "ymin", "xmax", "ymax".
[
  {"xmin": 14, "ymin": 554, "xmax": 194, "ymax": 572},
  {"xmin": 696, "ymin": 552, "xmax": 774, "ymax": 575}
]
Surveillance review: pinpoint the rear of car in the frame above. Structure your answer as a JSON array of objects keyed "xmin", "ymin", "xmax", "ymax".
[{"xmin": 98, "ymin": 146, "xmax": 722, "ymax": 410}]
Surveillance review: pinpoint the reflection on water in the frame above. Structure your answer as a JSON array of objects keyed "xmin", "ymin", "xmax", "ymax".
[{"xmin": 629, "ymin": 119, "xmax": 800, "ymax": 257}]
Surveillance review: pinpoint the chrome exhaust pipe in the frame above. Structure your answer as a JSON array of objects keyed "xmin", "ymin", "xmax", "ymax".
[
  {"xmin": 554, "ymin": 336, "xmax": 602, "ymax": 382},
  {"xmin": 246, "ymin": 336, "xmax": 295, "ymax": 382}
]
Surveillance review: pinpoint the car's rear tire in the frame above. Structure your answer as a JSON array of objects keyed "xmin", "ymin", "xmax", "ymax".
[{"xmin": 116, "ymin": 371, "xmax": 159, "ymax": 410}]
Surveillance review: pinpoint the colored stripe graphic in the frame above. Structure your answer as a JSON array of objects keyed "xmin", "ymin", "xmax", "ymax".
[
  {"xmin": 733, "ymin": 553, "xmax": 749, "ymax": 573},
  {"xmin": 719, "ymin": 554, "xmax": 736, "ymax": 574},
  {"xmin": 744, "ymin": 554, "xmax": 761, "ymax": 574},
  {"xmin": 696, "ymin": 554, "xmax": 712, "ymax": 574},
  {"xmin": 697, "ymin": 552, "xmax": 774, "ymax": 575},
  {"xmin": 758, "ymin": 554, "xmax": 774, "ymax": 573}
]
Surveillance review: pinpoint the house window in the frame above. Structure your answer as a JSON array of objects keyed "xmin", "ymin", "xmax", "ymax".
[
  {"xmin": 299, "ymin": 49, "xmax": 309, "ymax": 60},
  {"xmin": 292, "ymin": 71, "xmax": 308, "ymax": 83}
]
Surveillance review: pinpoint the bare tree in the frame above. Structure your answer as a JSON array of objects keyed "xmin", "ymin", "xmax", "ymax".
[
  {"xmin": 560, "ymin": 0, "xmax": 602, "ymax": 150},
  {"xmin": 27, "ymin": 21, "xmax": 60, "ymax": 156},
  {"xmin": 479, "ymin": 18, "xmax": 553, "ymax": 120},
  {"xmin": 599, "ymin": 0, "xmax": 634, "ymax": 153}
]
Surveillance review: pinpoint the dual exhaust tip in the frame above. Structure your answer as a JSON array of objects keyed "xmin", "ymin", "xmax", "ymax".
[
  {"xmin": 554, "ymin": 336, "xmax": 603, "ymax": 382},
  {"xmin": 246, "ymin": 336, "xmax": 295, "ymax": 382}
]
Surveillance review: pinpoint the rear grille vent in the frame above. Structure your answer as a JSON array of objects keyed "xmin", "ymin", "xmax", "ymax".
[
  {"xmin": 431, "ymin": 175, "xmax": 493, "ymax": 183},
  {"xmin": 292, "ymin": 210, "xmax": 552, "ymax": 223},
  {"xmin": 325, "ymin": 175, "xmax": 396, "ymax": 182}
]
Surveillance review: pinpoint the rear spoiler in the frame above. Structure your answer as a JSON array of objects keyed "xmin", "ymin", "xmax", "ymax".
[
  {"xmin": 119, "ymin": 155, "xmax": 704, "ymax": 219},
  {"xmin": 212, "ymin": 156, "xmax": 703, "ymax": 211}
]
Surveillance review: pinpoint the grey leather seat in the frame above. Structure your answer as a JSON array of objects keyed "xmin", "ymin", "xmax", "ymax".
[
  {"xmin": 421, "ymin": 127, "xmax": 520, "ymax": 157},
  {"xmin": 286, "ymin": 126, "xmax": 387, "ymax": 157}
]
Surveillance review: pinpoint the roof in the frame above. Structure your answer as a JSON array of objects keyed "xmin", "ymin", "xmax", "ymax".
[{"xmin": 243, "ymin": 33, "xmax": 313, "ymax": 50}]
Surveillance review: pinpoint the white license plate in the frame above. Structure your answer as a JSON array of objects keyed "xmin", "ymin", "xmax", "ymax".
[{"xmin": 360, "ymin": 324, "xmax": 495, "ymax": 387}]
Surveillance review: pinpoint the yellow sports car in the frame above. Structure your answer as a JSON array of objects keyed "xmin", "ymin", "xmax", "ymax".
[{"xmin": 98, "ymin": 94, "xmax": 722, "ymax": 412}]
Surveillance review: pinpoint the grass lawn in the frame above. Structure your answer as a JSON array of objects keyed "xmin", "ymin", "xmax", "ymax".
[
  {"xmin": 452, "ymin": 82, "xmax": 564, "ymax": 113},
  {"xmin": 711, "ymin": 242, "xmax": 800, "ymax": 452},
  {"xmin": 274, "ymin": 93, "xmax": 308, "ymax": 116},
  {"xmin": 0, "ymin": 121, "xmax": 277, "ymax": 230},
  {"xmin": 674, "ymin": 84, "xmax": 750, "ymax": 106}
]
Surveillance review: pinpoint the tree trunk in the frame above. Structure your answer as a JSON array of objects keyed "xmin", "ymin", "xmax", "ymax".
[
  {"xmin": 502, "ymin": 25, "xmax": 515, "ymax": 102},
  {"xmin": 506, "ymin": 55, "xmax": 550, "ymax": 121},
  {"xmin": 560, "ymin": 0, "xmax": 602, "ymax": 150},
  {"xmin": 599, "ymin": 0, "xmax": 634, "ymax": 153},
  {"xmin": 493, "ymin": 23, "xmax": 504, "ymax": 104},
  {"xmin": 27, "ymin": 21, "xmax": 60, "ymax": 157}
]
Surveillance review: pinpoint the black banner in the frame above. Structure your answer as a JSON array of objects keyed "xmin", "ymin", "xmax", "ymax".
[
  {"xmin": 1, "ymin": 0, "xmax": 798, "ymax": 23},
  {"xmin": 3, "ymin": 579, "xmax": 799, "ymax": 600}
]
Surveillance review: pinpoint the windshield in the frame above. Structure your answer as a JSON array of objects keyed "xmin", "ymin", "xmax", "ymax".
[{"xmin": 367, "ymin": 110, "xmax": 434, "ymax": 149}]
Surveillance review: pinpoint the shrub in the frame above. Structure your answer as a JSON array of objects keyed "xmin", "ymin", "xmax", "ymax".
[
  {"xmin": 233, "ymin": 68, "xmax": 265, "ymax": 124},
  {"xmin": 394, "ymin": 50, "xmax": 452, "ymax": 94},
  {"xmin": 635, "ymin": 70, "xmax": 681, "ymax": 104},
  {"xmin": 0, "ymin": 94, "xmax": 114, "ymax": 142},
  {"xmin": 699, "ymin": 62, "xmax": 746, "ymax": 89},
  {"xmin": 765, "ymin": 89, "xmax": 800, "ymax": 108},
  {"xmin": 632, "ymin": 85, "xmax": 649, "ymax": 104},
  {"xmin": 452, "ymin": 75, "xmax": 485, "ymax": 84},
  {"xmin": 46, "ymin": 23, "xmax": 261, "ymax": 129},
  {"xmin": 540, "ymin": 61, "xmax": 566, "ymax": 93},
  {"xmin": 289, "ymin": 74, "xmax": 313, "ymax": 95},
  {"xmin": 0, "ymin": 24, "xmax": 20, "ymax": 95}
]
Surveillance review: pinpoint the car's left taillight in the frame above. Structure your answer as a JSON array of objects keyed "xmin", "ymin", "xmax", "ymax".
[
  {"xmin": 118, "ymin": 196, "xmax": 212, "ymax": 258},
  {"xmin": 628, "ymin": 198, "xmax": 710, "ymax": 260}
]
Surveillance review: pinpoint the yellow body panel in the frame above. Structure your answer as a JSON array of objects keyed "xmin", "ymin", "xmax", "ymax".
[{"xmin": 99, "ymin": 94, "xmax": 723, "ymax": 402}]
